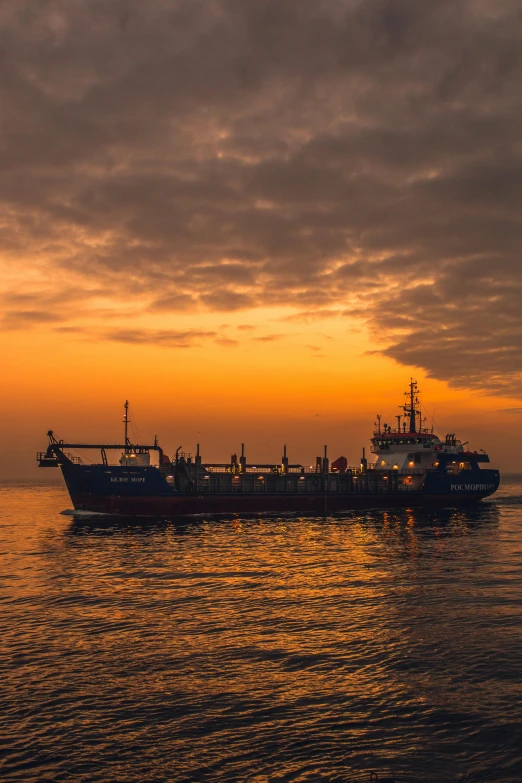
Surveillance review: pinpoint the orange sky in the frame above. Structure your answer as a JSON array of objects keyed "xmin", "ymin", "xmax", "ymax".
[{"xmin": 3, "ymin": 303, "xmax": 521, "ymax": 479}]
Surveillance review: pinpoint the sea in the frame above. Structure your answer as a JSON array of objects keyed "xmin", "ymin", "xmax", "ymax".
[{"xmin": 1, "ymin": 478, "xmax": 522, "ymax": 783}]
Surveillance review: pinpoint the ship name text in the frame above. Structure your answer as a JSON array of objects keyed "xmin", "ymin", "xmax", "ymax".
[
  {"xmin": 450, "ymin": 483, "xmax": 496, "ymax": 491},
  {"xmin": 110, "ymin": 477, "xmax": 146, "ymax": 483}
]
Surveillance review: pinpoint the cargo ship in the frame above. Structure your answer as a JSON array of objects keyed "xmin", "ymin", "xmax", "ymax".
[{"xmin": 37, "ymin": 381, "xmax": 500, "ymax": 516}]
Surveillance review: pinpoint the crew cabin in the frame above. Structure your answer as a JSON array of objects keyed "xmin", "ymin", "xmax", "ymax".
[
  {"xmin": 371, "ymin": 430, "xmax": 442, "ymax": 472},
  {"xmin": 119, "ymin": 447, "xmax": 151, "ymax": 467}
]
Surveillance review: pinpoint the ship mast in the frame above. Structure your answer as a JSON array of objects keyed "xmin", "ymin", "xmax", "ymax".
[
  {"xmin": 403, "ymin": 379, "xmax": 420, "ymax": 433},
  {"xmin": 123, "ymin": 400, "xmax": 130, "ymax": 452}
]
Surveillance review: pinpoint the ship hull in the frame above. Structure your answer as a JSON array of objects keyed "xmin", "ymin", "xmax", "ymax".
[
  {"xmin": 56, "ymin": 459, "xmax": 500, "ymax": 518},
  {"xmin": 68, "ymin": 489, "xmax": 496, "ymax": 517}
]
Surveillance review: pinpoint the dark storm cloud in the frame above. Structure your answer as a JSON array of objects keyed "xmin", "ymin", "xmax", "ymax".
[{"xmin": 2, "ymin": 0, "xmax": 522, "ymax": 391}]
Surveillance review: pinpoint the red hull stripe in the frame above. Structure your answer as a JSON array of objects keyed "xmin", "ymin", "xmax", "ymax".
[{"xmin": 71, "ymin": 492, "xmax": 492, "ymax": 517}]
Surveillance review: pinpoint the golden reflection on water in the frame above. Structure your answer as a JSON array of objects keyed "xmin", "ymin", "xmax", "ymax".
[{"xmin": 3, "ymin": 481, "xmax": 522, "ymax": 783}]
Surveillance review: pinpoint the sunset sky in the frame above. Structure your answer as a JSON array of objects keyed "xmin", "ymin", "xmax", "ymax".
[{"xmin": 2, "ymin": 0, "xmax": 522, "ymax": 479}]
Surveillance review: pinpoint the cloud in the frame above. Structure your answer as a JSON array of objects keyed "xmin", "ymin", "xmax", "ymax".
[
  {"xmin": 373, "ymin": 269, "xmax": 522, "ymax": 393},
  {"xmin": 214, "ymin": 336, "xmax": 239, "ymax": 347},
  {"xmin": 280, "ymin": 309, "xmax": 343, "ymax": 323},
  {"xmin": 149, "ymin": 293, "xmax": 197, "ymax": 312},
  {"xmin": 101, "ymin": 328, "xmax": 217, "ymax": 348},
  {"xmin": 2, "ymin": 310, "xmax": 67, "ymax": 328},
  {"xmin": 252, "ymin": 333, "xmax": 286, "ymax": 342},
  {"xmin": 497, "ymin": 408, "xmax": 522, "ymax": 414},
  {"xmin": 1, "ymin": 0, "xmax": 522, "ymax": 392}
]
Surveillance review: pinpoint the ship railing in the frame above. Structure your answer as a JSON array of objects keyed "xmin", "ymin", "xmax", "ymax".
[
  {"xmin": 202, "ymin": 465, "xmax": 354, "ymax": 476},
  {"xmin": 372, "ymin": 429, "xmax": 435, "ymax": 437},
  {"xmin": 366, "ymin": 466, "xmax": 425, "ymax": 476},
  {"xmin": 189, "ymin": 481, "xmax": 422, "ymax": 495},
  {"xmin": 175, "ymin": 451, "xmax": 192, "ymax": 461},
  {"xmin": 37, "ymin": 451, "xmax": 83, "ymax": 465},
  {"xmin": 199, "ymin": 465, "xmax": 426, "ymax": 477}
]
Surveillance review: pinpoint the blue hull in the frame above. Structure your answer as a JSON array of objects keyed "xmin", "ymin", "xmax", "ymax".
[{"xmin": 59, "ymin": 462, "xmax": 500, "ymax": 517}]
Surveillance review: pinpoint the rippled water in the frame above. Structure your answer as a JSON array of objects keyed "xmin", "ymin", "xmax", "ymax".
[{"xmin": 2, "ymin": 478, "xmax": 522, "ymax": 783}]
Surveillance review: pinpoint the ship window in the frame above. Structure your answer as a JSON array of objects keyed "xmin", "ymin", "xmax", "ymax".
[{"xmin": 414, "ymin": 454, "xmax": 421, "ymax": 464}]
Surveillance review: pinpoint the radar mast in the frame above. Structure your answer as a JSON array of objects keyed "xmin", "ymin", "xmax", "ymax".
[{"xmin": 403, "ymin": 379, "xmax": 420, "ymax": 433}]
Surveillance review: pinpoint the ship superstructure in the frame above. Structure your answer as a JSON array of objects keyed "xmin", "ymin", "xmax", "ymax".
[
  {"xmin": 369, "ymin": 380, "xmax": 490, "ymax": 493},
  {"xmin": 37, "ymin": 384, "xmax": 500, "ymax": 516}
]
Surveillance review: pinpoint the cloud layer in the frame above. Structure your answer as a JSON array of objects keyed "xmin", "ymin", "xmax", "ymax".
[{"xmin": 2, "ymin": 0, "xmax": 522, "ymax": 392}]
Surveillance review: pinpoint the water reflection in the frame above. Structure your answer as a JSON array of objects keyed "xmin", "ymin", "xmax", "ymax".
[
  {"xmin": 66, "ymin": 513, "xmax": 198, "ymax": 537},
  {"xmin": 3, "ymin": 481, "xmax": 522, "ymax": 783},
  {"xmin": 63, "ymin": 503, "xmax": 500, "ymax": 547}
]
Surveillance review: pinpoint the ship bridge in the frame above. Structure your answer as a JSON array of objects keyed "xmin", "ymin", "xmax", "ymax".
[
  {"xmin": 371, "ymin": 431, "xmax": 442, "ymax": 472},
  {"xmin": 372, "ymin": 431, "xmax": 439, "ymax": 450},
  {"xmin": 371, "ymin": 380, "xmax": 442, "ymax": 472}
]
